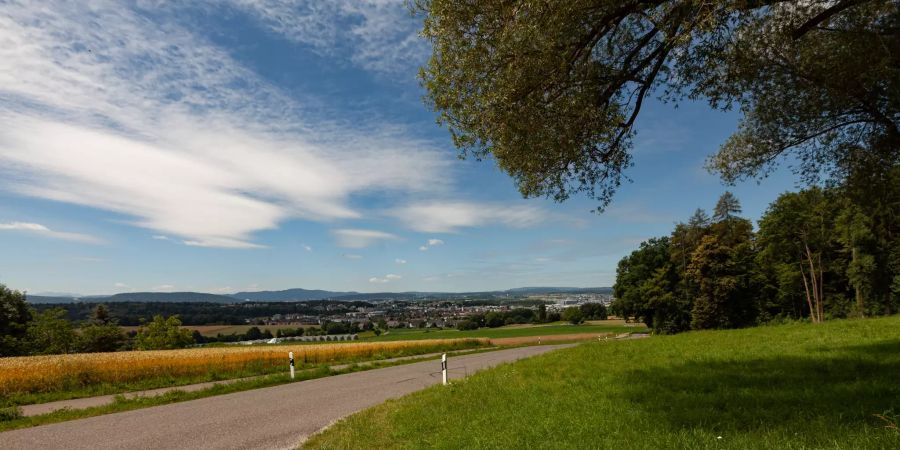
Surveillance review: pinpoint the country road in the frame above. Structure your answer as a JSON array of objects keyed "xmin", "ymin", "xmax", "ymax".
[{"xmin": 0, "ymin": 344, "xmax": 573, "ymax": 450}]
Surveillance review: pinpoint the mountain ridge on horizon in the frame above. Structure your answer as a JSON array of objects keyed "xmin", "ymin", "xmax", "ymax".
[{"xmin": 26, "ymin": 286, "xmax": 612, "ymax": 303}]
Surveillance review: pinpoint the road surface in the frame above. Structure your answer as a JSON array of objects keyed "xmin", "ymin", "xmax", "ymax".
[{"xmin": 0, "ymin": 344, "xmax": 572, "ymax": 450}]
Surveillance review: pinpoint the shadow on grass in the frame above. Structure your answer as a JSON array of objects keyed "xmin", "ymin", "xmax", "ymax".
[{"xmin": 618, "ymin": 341, "xmax": 900, "ymax": 432}]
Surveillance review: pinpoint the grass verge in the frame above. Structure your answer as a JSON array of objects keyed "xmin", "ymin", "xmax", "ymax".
[
  {"xmin": 363, "ymin": 322, "xmax": 645, "ymax": 342},
  {"xmin": 304, "ymin": 316, "xmax": 900, "ymax": 449}
]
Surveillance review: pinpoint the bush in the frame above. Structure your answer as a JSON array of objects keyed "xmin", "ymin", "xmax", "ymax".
[
  {"xmin": 562, "ymin": 307, "xmax": 585, "ymax": 325},
  {"xmin": 0, "ymin": 406, "xmax": 22, "ymax": 422}
]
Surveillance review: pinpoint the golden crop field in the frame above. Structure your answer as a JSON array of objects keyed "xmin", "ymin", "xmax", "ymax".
[{"xmin": 0, "ymin": 338, "xmax": 486, "ymax": 397}]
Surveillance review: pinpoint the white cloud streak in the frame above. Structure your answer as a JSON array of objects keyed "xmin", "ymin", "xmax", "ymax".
[
  {"xmin": 369, "ymin": 273, "xmax": 401, "ymax": 283},
  {"xmin": 332, "ymin": 228, "xmax": 398, "ymax": 248},
  {"xmin": 0, "ymin": 221, "xmax": 102, "ymax": 244},
  {"xmin": 391, "ymin": 201, "xmax": 545, "ymax": 233},
  {"xmin": 0, "ymin": 1, "xmax": 450, "ymax": 249},
  {"xmin": 394, "ymin": 258, "xmax": 406, "ymax": 264}
]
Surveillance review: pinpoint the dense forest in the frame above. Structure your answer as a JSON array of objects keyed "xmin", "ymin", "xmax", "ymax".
[{"xmin": 611, "ymin": 178, "xmax": 900, "ymax": 333}]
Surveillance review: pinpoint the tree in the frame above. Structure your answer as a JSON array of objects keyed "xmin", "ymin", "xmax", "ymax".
[
  {"xmin": 563, "ymin": 307, "xmax": 585, "ymax": 325},
  {"xmin": 78, "ymin": 304, "xmax": 125, "ymax": 353},
  {"xmin": 580, "ymin": 303, "xmax": 608, "ymax": 320},
  {"xmin": 757, "ymin": 189, "xmax": 840, "ymax": 322},
  {"xmin": 0, "ymin": 284, "xmax": 31, "ymax": 356},
  {"xmin": 713, "ymin": 191, "xmax": 742, "ymax": 222},
  {"xmin": 612, "ymin": 237, "xmax": 671, "ymax": 326},
  {"xmin": 537, "ymin": 303, "xmax": 548, "ymax": 323},
  {"xmin": 244, "ymin": 326, "xmax": 263, "ymax": 340},
  {"xmin": 26, "ymin": 308, "xmax": 76, "ymax": 355},
  {"xmin": 134, "ymin": 315, "xmax": 195, "ymax": 350},
  {"xmin": 484, "ymin": 312, "xmax": 505, "ymax": 328},
  {"xmin": 418, "ymin": 0, "xmax": 898, "ymax": 210}
]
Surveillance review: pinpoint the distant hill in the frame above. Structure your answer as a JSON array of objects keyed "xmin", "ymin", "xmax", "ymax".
[
  {"xmin": 25, "ymin": 286, "xmax": 612, "ymax": 304},
  {"xmin": 26, "ymin": 295, "xmax": 79, "ymax": 304},
  {"xmin": 230, "ymin": 288, "xmax": 358, "ymax": 302},
  {"xmin": 100, "ymin": 292, "xmax": 237, "ymax": 303}
]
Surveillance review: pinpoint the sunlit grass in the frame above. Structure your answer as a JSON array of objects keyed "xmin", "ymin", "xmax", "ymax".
[{"xmin": 305, "ymin": 316, "xmax": 900, "ymax": 449}]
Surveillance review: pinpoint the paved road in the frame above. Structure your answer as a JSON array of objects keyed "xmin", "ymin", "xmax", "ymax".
[
  {"xmin": 0, "ymin": 344, "xmax": 572, "ymax": 450},
  {"xmin": 19, "ymin": 348, "xmax": 494, "ymax": 417}
]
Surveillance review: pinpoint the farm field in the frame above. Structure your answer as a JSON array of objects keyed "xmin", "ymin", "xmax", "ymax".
[
  {"xmin": 0, "ymin": 338, "xmax": 486, "ymax": 407},
  {"xmin": 120, "ymin": 324, "xmax": 313, "ymax": 337},
  {"xmin": 305, "ymin": 316, "xmax": 900, "ymax": 449},
  {"xmin": 361, "ymin": 320, "xmax": 645, "ymax": 342}
]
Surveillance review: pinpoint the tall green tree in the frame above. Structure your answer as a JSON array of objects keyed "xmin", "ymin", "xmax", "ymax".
[
  {"xmin": 78, "ymin": 304, "xmax": 125, "ymax": 353},
  {"xmin": 26, "ymin": 308, "xmax": 76, "ymax": 355},
  {"xmin": 134, "ymin": 315, "xmax": 195, "ymax": 350},
  {"xmin": 0, "ymin": 284, "xmax": 31, "ymax": 356},
  {"xmin": 757, "ymin": 188, "xmax": 846, "ymax": 322},
  {"xmin": 612, "ymin": 237, "xmax": 671, "ymax": 326},
  {"xmin": 418, "ymin": 0, "xmax": 898, "ymax": 210}
]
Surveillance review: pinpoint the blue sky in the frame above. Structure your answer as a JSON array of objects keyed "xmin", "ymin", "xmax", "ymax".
[{"xmin": 0, "ymin": 1, "xmax": 801, "ymax": 295}]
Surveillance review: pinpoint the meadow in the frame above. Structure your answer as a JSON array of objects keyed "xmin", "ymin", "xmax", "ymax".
[
  {"xmin": 362, "ymin": 321, "xmax": 645, "ymax": 342},
  {"xmin": 305, "ymin": 316, "xmax": 900, "ymax": 449},
  {"xmin": 0, "ymin": 338, "xmax": 486, "ymax": 407}
]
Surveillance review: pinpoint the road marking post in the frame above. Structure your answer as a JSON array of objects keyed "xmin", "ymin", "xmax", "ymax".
[
  {"xmin": 441, "ymin": 353, "xmax": 447, "ymax": 385},
  {"xmin": 289, "ymin": 352, "xmax": 295, "ymax": 379}
]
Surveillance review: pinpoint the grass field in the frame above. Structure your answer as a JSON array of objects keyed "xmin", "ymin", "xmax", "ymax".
[
  {"xmin": 305, "ymin": 316, "xmax": 900, "ymax": 449},
  {"xmin": 362, "ymin": 321, "xmax": 645, "ymax": 342}
]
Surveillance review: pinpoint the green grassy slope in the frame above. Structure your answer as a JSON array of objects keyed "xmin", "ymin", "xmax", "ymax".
[
  {"xmin": 305, "ymin": 316, "xmax": 900, "ymax": 449},
  {"xmin": 361, "ymin": 322, "xmax": 645, "ymax": 342}
]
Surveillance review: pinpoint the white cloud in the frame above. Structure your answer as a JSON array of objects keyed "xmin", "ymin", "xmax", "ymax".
[
  {"xmin": 152, "ymin": 284, "xmax": 176, "ymax": 291},
  {"xmin": 332, "ymin": 229, "xmax": 398, "ymax": 248},
  {"xmin": 419, "ymin": 245, "xmax": 429, "ymax": 251},
  {"xmin": 394, "ymin": 258, "xmax": 406, "ymax": 264},
  {"xmin": 152, "ymin": 235, "xmax": 171, "ymax": 241},
  {"xmin": 231, "ymin": 0, "xmax": 428, "ymax": 75},
  {"xmin": 427, "ymin": 239, "xmax": 444, "ymax": 246},
  {"xmin": 302, "ymin": 244, "xmax": 312, "ymax": 251},
  {"xmin": 343, "ymin": 253, "xmax": 363, "ymax": 260},
  {"xmin": 369, "ymin": 273, "xmax": 401, "ymax": 283},
  {"xmin": 0, "ymin": 221, "xmax": 102, "ymax": 244},
  {"xmin": 391, "ymin": 201, "xmax": 545, "ymax": 233},
  {"xmin": 114, "ymin": 282, "xmax": 128, "ymax": 288},
  {"xmin": 0, "ymin": 2, "xmax": 450, "ymax": 249}
]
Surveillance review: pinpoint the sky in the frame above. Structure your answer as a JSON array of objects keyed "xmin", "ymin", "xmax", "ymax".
[{"xmin": 0, "ymin": 1, "xmax": 802, "ymax": 295}]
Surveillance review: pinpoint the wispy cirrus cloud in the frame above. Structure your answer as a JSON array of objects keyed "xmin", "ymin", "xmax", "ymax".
[
  {"xmin": 0, "ymin": 1, "xmax": 451, "ymax": 249},
  {"xmin": 0, "ymin": 221, "xmax": 102, "ymax": 244},
  {"xmin": 231, "ymin": 0, "xmax": 428, "ymax": 75}
]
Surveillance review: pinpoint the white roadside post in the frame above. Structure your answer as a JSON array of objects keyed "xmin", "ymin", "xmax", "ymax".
[
  {"xmin": 289, "ymin": 352, "xmax": 295, "ymax": 379},
  {"xmin": 441, "ymin": 353, "xmax": 448, "ymax": 385}
]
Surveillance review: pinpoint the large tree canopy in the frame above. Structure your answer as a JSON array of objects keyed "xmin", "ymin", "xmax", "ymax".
[{"xmin": 418, "ymin": 0, "xmax": 899, "ymax": 209}]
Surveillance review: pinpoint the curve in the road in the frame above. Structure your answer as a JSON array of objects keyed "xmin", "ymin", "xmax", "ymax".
[{"xmin": 0, "ymin": 344, "xmax": 573, "ymax": 450}]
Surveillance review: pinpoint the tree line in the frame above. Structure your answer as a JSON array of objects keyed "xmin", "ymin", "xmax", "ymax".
[
  {"xmin": 456, "ymin": 303, "xmax": 608, "ymax": 330},
  {"xmin": 611, "ymin": 185, "xmax": 900, "ymax": 333}
]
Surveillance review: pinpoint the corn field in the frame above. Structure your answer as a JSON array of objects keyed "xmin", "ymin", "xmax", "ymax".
[{"xmin": 0, "ymin": 338, "xmax": 486, "ymax": 397}]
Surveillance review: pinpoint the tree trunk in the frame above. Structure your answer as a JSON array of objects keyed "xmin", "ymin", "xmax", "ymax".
[
  {"xmin": 852, "ymin": 247, "xmax": 865, "ymax": 317},
  {"xmin": 799, "ymin": 261, "xmax": 817, "ymax": 323}
]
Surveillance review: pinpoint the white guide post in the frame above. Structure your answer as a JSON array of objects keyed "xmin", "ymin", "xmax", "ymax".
[
  {"xmin": 441, "ymin": 353, "xmax": 448, "ymax": 385},
  {"xmin": 289, "ymin": 352, "xmax": 295, "ymax": 379}
]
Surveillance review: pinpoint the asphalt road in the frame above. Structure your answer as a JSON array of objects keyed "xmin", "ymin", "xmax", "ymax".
[{"xmin": 0, "ymin": 344, "xmax": 573, "ymax": 450}]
